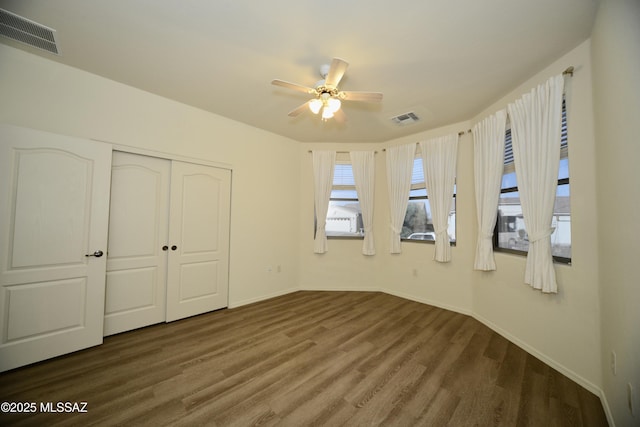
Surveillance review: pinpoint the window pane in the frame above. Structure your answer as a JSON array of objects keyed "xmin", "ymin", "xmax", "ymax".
[
  {"xmin": 325, "ymin": 200, "xmax": 362, "ymax": 237},
  {"xmin": 501, "ymin": 171, "xmax": 518, "ymax": 189},
  {"xmin": 411, "ymin": 158, "xmax": 423, "ymax": 185},
  {"xmin": 552, "ymin": 184, "xmax": 571, "ymax": 258},
  {"xmin": 449, "ymin": 196, "xmax": 456, "ymax": 243},
  {"xmin": 405, "ymin": 154, "xmax": 456, "ymax": 243},
  {"xmin": 402, "ymin": 198, "xmax": 456, "ymax": 242},
  {"xmin": 403, "ymin": 200, "xmax": 433, "ymax": 240},
  {"xmin": 558, "ymin": 158, "xmax": 569, "ymax": 180},
  {"xmin": 409, "ymin": 188, "xmax": 427, "ymax": 198},
  {"xmin": 497, "ymin": 192, "xmax": 528, "ymax": 250},
  {"xmin": 333, "ymin": 164, "xmax": 355, "ymax": 186},
  {"xmin": 498, "ymin": 187, "xmax": 571, "ymax": 259},
  {"xmin": 331, "ymin": 189, "xmax": 358, "ymax": 199},
  {"xmin": 502, "ymin": 166, "xmax": 567, "ymax": 190},
  {"xmin": 497, "ymin": 97, "xmax": 570, "ymax": 262}
]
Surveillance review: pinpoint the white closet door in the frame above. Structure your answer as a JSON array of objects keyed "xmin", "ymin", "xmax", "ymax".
[
  {"xmin": 104, "ymin": 152, "xmax": 170, "ymax": 336},
  {"xmin": 166, "ymin": 162, "xmax": 231, "ymax": 322},
  {"xmin": 0, "ymin": 124, "xmax": 112, "ymax": 372}
]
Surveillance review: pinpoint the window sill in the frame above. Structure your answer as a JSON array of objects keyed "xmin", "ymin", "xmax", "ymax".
[
  {"xmin": 494, "ymin": 248, "xmax": 571, "ymax": 265},
  {"xmin": 401, "ymin": 239, "xmax": 457, "ymax": 247}
]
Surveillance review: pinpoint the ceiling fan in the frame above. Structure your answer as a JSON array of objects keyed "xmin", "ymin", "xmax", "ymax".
[{"xmin": 271, "ymin": 58, "xmax": 383, "ymax": 123}]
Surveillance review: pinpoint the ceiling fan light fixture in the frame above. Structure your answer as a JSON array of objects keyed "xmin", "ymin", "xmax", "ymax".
[
  {"xmin": 272, "ymin": 57, "xmax": 382, "ymax": 122},
  {"xmin": 327, "ymin": 97, "xmax": 341, "ymax": 113},
  {"xmin": 309, "ymin": 98, "xmax": 322, "ymax": 114}
]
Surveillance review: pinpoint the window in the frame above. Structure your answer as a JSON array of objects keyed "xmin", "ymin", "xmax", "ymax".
[
  {"xmin": 324, "ymin": 156, "xmax": 363, "ymax": 238},
  {"xmin": 495, "ymin": 99, "xmax": 571, "ymax": 263},
  {"xmin": 402, "ymin": 154, "xmax": 456, "ymax": 243}
]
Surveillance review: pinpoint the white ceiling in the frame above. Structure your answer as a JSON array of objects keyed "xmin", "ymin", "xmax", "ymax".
[{"xmin": 0, "ymin": 0, "xmax": 598, "ymax": 143}]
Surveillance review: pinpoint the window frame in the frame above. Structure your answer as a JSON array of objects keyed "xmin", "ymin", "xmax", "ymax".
[
  {"xmin": 402, "ymin": 152, "xmax": 457, "ymax": 245},
  {"xmin": 493, "ymin": 98, "xmax": 571, "ymax": 264},
  {"xmin": 323, "ymin": 155, "xmax": 364, "ymax": 240}
]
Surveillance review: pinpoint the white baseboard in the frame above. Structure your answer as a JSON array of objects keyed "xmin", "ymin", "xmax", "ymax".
[
  {"xmin": 382, "ymin": 289, "xmax": 472, "ymax": 316},
  {"xmin": 299, "ymin": 285, "xmax": 381, "ymax": 292},
  {"xmin": 385, "ymin": 290, "xmax": 613, "ymax": 424},
  {"xmin": 472, "ymin": 312, "xmax": 603, "ymax": 397},
  {"xmin": 598, "ymin": 388, "xmax": 616, "ymax": 427}
]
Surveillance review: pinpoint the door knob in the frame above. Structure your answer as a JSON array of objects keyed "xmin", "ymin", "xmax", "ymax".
[
  {"xmin": 85, "ymin": 250, "xmax": 104, "ymax": 258},
  {"xmin": 171, "ymin": 245, "xmax": 177, "ymax": 251},
  {"xmin": 162, "ymin": 245, "xmax": 169, "ymax": 251}
]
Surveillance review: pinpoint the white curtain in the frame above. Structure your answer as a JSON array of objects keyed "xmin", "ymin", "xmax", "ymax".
[
  {"xmin": 420, "ymin": 134, "xmax": 458, "ymax": 262},
  {"xmin": 507, "ymin": 74, "xmax": 564, "ymax": 293},
  {"xmin": 386, "ymin": 143, "xmax": 416, "ymax": 253},
  {"xmin": 350, "ymin": 151, "xmax": 376, "ymax": 255},
  {"xmin": 473, "ymin": 109, "xmax": 507, "ymax": 270},
  {"xmin": 312, "ymin": 150, "xmax": 336, "ymax": 254}
]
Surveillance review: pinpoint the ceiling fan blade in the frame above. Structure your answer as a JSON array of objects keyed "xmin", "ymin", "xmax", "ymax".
[
  {"xmin": 272, "ymin": 79, "xmax": 316, "ymax": 94},
  {"xmin": 333, "ymin": 108, "xmax": 347, "ymax": 124},
  {"xmin": 324, "ymin": 58, "xmax": 349, "ymax": 88},
  {"xmin": 340, "ymin": 91, "xmax": 384, "ymax": 102},
  {"xmin": 288, "ymin": 101, "xmax": 310, "ymax": 117}
]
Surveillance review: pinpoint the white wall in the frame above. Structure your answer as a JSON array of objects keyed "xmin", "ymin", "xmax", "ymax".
[
  {"xmin": 591, "ymin": 0, "xmax": 640, "ymax": 425},
  {"xmin": 298, "ymin": 9, "xmax": 639, "ymax": 421},
  {"xmin": 4, "ymin": 17, "xmax": 633, "ymax": 421},
  {"xmin": 298, "ymin": 40, "xmax": 603, "ymax": 400},
  {"xmin": 298, "ymin": 121, "xmax": 475, "ymax": 317},
  {"xmin": 297, "ymin": 142, "xmax": 384, "ymax": 293},
  {"xmin": 377, "ymin": 122, "xmax": 475, "ymax": 314},
  {"xmin": 0, "ymin": 44, "xmax": 301, "ymax": 308},
  {"xmin": 468, "ymin": 40, "xmax": 603, "ymax": 394}
]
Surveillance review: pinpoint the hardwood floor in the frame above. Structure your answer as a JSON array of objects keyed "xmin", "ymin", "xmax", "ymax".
[{"xmin": 0, "ymin": 291, "xmax": 608, "ymax": 426}]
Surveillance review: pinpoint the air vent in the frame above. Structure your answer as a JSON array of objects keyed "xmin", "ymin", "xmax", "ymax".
[
  {"xmin": 390, "ymin": 112, "xmax": 420, "ymax": 126},
  {"xmin": 0, "ymin": 8, "xmax": 60, "ymax": 55}
]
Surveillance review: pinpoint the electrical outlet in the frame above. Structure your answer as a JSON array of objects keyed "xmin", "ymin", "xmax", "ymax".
[
  {"xmin": 629, "ymin": 383, "xmax": 635, "ymax": 415},
  {"xmin": 611, "ymin": 351, "xmax": 617, "ymax": 375}
]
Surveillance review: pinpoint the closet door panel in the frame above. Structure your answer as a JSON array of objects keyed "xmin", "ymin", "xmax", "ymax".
[
  {"xmin": 178, "ymin": 261, "xmax": 219, "ymax": 301},
  {"xmin": 166, "ymin": 162, "xmax": 230, "ymax": 322},
  {"xmin": 104, "ymin": 268, "xmax": 157, "ymax": 314},
  {"xmin": 0, "ymin": 124, "xmax": 111, "ymax": 372},
  {"xmin": 104, "ymin": 152, "xmax": 170, "ymax": 336}
]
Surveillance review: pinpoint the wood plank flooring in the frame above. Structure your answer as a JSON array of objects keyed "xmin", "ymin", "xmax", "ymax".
[{"xmin": 0, "ymin": 291, "xmax": 608, "ymax": 426}]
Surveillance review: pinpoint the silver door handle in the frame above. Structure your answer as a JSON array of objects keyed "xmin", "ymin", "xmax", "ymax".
[{"xmin": 85, "ymin": 250, "xmax": 104, "ymax": 258}]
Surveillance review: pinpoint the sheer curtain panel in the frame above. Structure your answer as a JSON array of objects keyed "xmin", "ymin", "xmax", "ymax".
[
  {"xmin": 312, "ymin": 150, "xmax": 336, "ymax": 254},
  {"xmin": 473, "ymin": 110, "xmax": 507, "ymax": 270},
  {"xmin": 350, "ymin": 151, "xmax": 376, "ymax": 255},
  {"xmin": 420, "ymin": 134, "xmax": 458, "ymax": 262},
  {"xmin": 508, "ymin": 74, "xmax": 564, "ymax": 293},
  {"xmin": 386, "ymin": 143, "xmax": 416, "ymax": 253}
]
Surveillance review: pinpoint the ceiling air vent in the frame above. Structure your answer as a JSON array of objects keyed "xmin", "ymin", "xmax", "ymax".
[
  {"xmin": 0, "ymin": 8, "xmax": 60, "ymax": 55},
  {"xmin": 390, "ymin": 112, "xmax": 420, "ymax": 126}
]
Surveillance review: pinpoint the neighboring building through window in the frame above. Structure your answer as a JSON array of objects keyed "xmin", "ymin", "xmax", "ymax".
[
  {"xmin": 325, "ymin": 156, "xmax": 363, "ymax": 237},
  {"xmin": 495, "ymin": 99, "xmax": 571, "ymax": 263},
  {"xmin": 402, "ymin": 154, "xmax": 456, "ymax": 243}
]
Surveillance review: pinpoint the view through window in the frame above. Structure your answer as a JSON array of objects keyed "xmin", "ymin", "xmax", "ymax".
[
  {"xmin": 325, "ymin": 161, "xmax": 363, "ymax": 237},
  {"xmin": 496, "ymin": 99, "xmax": 571, "ymax": 262},
  {"xmin": 402, "ymin": 156, "xmax": 456, "ymax": 243}
]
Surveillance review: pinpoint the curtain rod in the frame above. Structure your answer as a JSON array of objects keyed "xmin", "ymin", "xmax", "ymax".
[
  {"xmin": 381, "ymin": 131, "xmax": 469, "ymax": 151},
  {"xmin": 463, "ymin": 66, "xmax": 573, "ymax": 137},
  {"xmin": 311, "ymin": 67, "xmax": 573, "ymax": 154}
]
